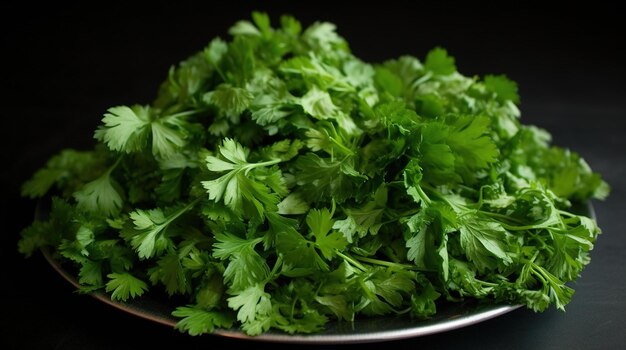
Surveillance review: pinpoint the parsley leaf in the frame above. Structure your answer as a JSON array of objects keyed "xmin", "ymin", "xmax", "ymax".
[
  {"xmin": 213, "ymin": 233, "xmax": 269, "ymax": 291},
  {"xmin": 122, "ymin": 201, "xmax": 198, "ymax": 259},
  {"xmin": 172, "ymin": 307, "xmax": 235, "ymax": 336},
  {"xmin": 202, "ymin": 138, "xmax": 282, "ymax": 217},
  {"xmin": 308, "ymin": 208, "xmax": 347, "ymax": 260},
  {"xmin": 458, "ymin": 213, "xmax": 513, "ymax": 272},
  {"xmin": 484, "ymin": 74, "xmax": 520, "ymax": 104},
  {"xmin": 95, "ymin": 105, "xmax": 151, "ymax": 153},
  {"xmin": 105, "ymin": 272, "xmax": 148, "ymax": 302},
  {"xmin": 424, "ymin": 47, "xmax": 456, "ymax": 76},
  {"xmin": 73, "ymin": 159, "xmax": 123, "ymax": 217},
  {"xmin": 227, "ymin": 284, "xmax": 272, "ymax": 324}
]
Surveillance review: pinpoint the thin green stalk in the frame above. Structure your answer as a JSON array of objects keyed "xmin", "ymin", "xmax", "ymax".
[
  {"xmin": 336, "ymin": 251, "xmax": 367, "ymax": 272},
  {"xmin": 164, "ymin": 197, "xmax": 202, "ymax": 226},
  {"xmin": 353, "ymin": 255, "xmax": 435, "ymax": 272},
  {"xmin": 415, "ymin": 185, "xmax": 432, "ymax": 206}
]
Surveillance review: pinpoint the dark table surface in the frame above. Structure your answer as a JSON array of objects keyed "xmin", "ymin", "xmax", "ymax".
[{"xmin": 1, "ymin": 3, "xmax": 625, "ymax": 349}]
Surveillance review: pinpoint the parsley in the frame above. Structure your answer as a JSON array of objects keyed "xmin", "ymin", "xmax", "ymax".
[
  {"xmin": 19, "ymin": 12, "xmax": 609, "ymax": 336},
  {"xmin": 105, "ymin": 272, "xmax": 148, "ymax": 302}
]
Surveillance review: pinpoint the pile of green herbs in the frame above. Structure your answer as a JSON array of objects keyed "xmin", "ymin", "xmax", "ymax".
[{"xmin": 19, "ymin": 13, "xmax": 609, "ymax": 336}]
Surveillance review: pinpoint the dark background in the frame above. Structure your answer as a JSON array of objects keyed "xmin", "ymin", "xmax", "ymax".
[{"xmin": 1, "ymin": 2, "xmax": 625, "ymax": 349}]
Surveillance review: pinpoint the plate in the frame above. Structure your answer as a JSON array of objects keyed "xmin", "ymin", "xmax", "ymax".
[
  {"xmin": 41, "ymin": 249, "xmax": 520, "ymax": 343},
  {"xmin": 39, "ymin": 202, "xmax": 595, "ymax": 344}
]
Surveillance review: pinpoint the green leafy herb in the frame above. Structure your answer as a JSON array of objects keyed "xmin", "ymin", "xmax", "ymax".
[
  {"xmin": 19, "ymin": 12, "xmax": 609, "ymax": 337},
  {"xmin": 105, "ymin": 272, "xmax": 148, "ymax": 302}
]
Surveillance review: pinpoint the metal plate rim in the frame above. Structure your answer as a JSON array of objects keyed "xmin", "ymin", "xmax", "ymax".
[{"xmin": 41, "ymin": 249, "xmax": 520, "ymax": 343}]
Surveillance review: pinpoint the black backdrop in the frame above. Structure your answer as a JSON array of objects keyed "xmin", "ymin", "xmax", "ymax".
[{"xmin": 1, "ymin": 2, "xmax": 625, "ymax": 349}]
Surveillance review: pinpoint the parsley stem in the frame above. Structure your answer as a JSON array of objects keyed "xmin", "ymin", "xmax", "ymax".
[
  {"xmin": 213, "ymin": 65, "xmax": 227, "ymax": 83},
  {"xmin": 353, "ymin": 255, "xmax": 434, "ymax": 272},
  {"xmin": 336, "ymin": 251, "xmax": 367, "ymax": 271},
  {"xmin": 241, "ymin": 158, "xmax": 282, "ymax": 175},
  {"xmin": 163, "ymin": 197, "xmax": 202, "ymax": 226},
  {"xmin": 329, "ymin": 137, "xmax": 354, "ymax": 156},
  {"xmin": 478, "ymin": 211, "xmax": 525, "ymax": 225},
  {"xmin": 557, "ymin": 210, "xmax": 577, "ymax": 218},
  {"xmin": 245, "ymin": 158, "xmax": 281, "ymax": 170},
  {"xmin": 105, "ymin": 156, "xmax": 123, "ymax": 176},
  {"xmin": 420, "ymin": 184, "xmax": 443, "ymax": 204},
  {"xmin": 498, "ymin": 222, "xmax": 542, "ymax": 231},
  {"xmin": 397, "ymin": 208, "xmax": 421, "ymax": 217},
  {"xmin": 268, "ymin": 256, "xmax": 283, "ymax": 281},
  {"xmin": 412, "ymin": 72, "xmax": 432, "ymax": 87},
  {"xmin": 165, "ymin": 109, "xmax": 203, "ymax": 119},
  {"xmin": 415, "ymin": 185, "xmax": 432, "ymax": 206},
  {"xmin": 255, "ymin": 158, "xmax": 282, "ymax": 167}
]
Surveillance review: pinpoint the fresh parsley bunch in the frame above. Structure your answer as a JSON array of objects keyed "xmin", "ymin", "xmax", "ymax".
[{"xmin": 19, "ymin": 12, "xmax": 609, "ymax": 336}]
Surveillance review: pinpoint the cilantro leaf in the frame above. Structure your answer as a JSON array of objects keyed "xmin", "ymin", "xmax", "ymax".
[
  {"xmin": 424, "ymin": 47, "xmax": 456, "ymax": 75},
  {"xmin": 18, "ymin": 221, "xmax": 53, "ymax": 257},
  {"xmin": 333, "ymin": 185, "xmax": 387, "ymax": 243},
  {"xmin": 202, "ymin": 138, "xmax": 282, "ymax": 217},
  {"xmin": 204, "ymin": 84, "xmax": 253, "ymax": 119},
  {"xmin": 173, "ymin": 307, "xmax": 235, "ymax": 336},
  {"xmin": 213, "ymin": 233, "xmax": 269, "ymax": 291},
  {"xmin": 484, "ymin": 74, "xmax": 520, "ymax": 104},
  {"xmin": 446, "ymin": 115, "xmax": 499, "ymax": 172},
  {"xmin": 78, "ymin": 260, "xmax": 103, "ymax": 286},
  {"xmin": 149, "ymin": 251, "xmax": 189, "ymax": 295},
  {"xmin": 95, "ymin": 105, "xmax": 194, "ymax": 159},
  {"xmin": 300, "ymin": 86, "xmax": 339, "ymax": 120},
  {"xmin": 274, "ymin": 213, "xmax": 328, "ymax": 273},
  {"xmin": 280, "ymin": 55, "xmax": 353, "ymax": 92},
  {"xmin": 122, "ymin": 201, "xmax": 197, "ymax": 259},
  {"xmin": 308, "ymin": 208, "xmax": 347, "ymax": 259},
  {"xmin": 227, "ymin": 284, "xmax": 272, "ymax": 323},
  {"xmin": 151, "ymin": 117, "xmax": 188, "ymax": 159},
  {"xmin": 105, "ymin": 272, "xmax": 148, "ymax": 302},
  {"xmin": 73, "ymin": 164, "xmax": 123, "ymax": 217},
  {"xmin": 277, "ymin": 193, "xmax": 309, "ymax": 215},
  {"xmin": 294, "ymin": 153, "xmax": 366, "ymax": 202},
  {"xmin": 458, "ymin": 214, "xmax": 513, "ymax": 272},
  {"xmin": 95, "ymin": 105, "xmax": 151, "ymax": 153},
  {"xmin": 21, "ymin": 149, "xmax": 104, "ymax": 198}
]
